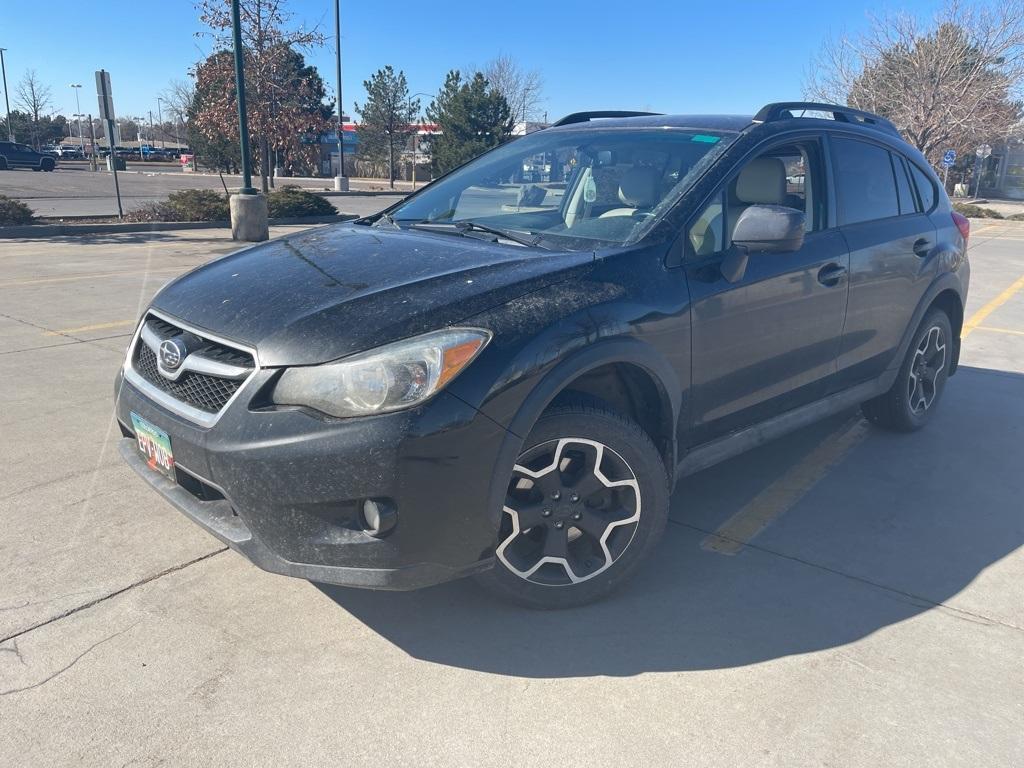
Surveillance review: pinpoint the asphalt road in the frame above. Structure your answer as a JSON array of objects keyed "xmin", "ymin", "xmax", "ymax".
[
  {"xmin": 1, "ymin": 165, "xmax": 406, "ymax": 218},
  {"xmin": 1, "ymin": 222, "xmax": 1023, "ymax": 766}
]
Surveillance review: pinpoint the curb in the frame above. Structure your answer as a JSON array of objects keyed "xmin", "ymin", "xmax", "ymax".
[
  {"xmin": 0, "ymin": 214, "xmax": 357, "ymax": 239},
  {"xmin": 313, "ymin": 190, "xmax": 410, "ymax": 197}
]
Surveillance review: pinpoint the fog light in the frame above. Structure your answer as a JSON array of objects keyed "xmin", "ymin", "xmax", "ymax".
[{"xmin": 361, "ymin": 498, "xmax": 397, "ymax": 537}]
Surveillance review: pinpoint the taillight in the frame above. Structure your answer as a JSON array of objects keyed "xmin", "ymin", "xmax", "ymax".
[{"xmin": 952, "ymin": 212, "xmax": 970, "ymax": 244}]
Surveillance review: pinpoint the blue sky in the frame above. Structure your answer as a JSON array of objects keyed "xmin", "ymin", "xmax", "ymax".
[{"xmin": 1, "ymin": 0, "xmax": 943, "ymax": 122}]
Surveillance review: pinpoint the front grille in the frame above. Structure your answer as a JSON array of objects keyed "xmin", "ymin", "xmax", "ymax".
[{"xmin": 130, "ymin": 314, "xmax": 255, "ymax": 416}]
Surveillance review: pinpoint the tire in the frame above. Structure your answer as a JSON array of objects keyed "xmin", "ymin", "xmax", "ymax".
[
  {"xmin": 0, "ymin": 158, "xmax": 7, "ymax": 170},
  {"xmin": 475, "ymin": 399, "xmax": 669, "ymax": 609},
  {"xmin": 861, "ymin": 309, "xmax": 953, "ymax": 432},
  {"xmin": 41, "ymin": 158, "xmax": 54, "ymax": 172}
]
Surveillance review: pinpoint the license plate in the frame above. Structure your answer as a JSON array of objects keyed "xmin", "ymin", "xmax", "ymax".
[{"xmin": 130, "ymin": 412, "xmax": 176, "ymax": 481}]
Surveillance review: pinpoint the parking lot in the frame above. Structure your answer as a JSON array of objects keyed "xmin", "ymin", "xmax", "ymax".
[
  {"xmin": 1, "ymin": 221, "xmax": 1022, "ymax": 766},
  {"xmin": 2, "ymin": 164, "xmax": 406, "ymax": 218}
]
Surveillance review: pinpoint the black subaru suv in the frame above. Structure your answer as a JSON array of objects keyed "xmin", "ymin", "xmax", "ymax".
[{"xmin": 115, "ymin": 103, "xmax": 969, "ymax": 608}]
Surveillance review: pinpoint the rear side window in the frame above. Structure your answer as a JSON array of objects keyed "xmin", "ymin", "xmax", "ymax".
[
  {"xmin": 892, "ymin": 155, "xmax": 918, "ymax": 215},
  {"xmin": 831, "ymin": 136, "xmax": 900, "ymax": 225},
  {"xmin": 909, "ymin": 163, "xmax": 937, "ymax": 211}
]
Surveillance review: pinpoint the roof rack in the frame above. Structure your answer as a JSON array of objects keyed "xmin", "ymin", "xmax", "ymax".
[
  {"xmin": 552, "ymin": 110, "xmax": 662, "ymax": 127},
  {"xmin": 752, "ymin": 102, "xmax": 899, "ymax": 136}
]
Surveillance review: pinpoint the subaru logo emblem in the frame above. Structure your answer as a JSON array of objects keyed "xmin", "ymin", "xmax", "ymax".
[{"xmin": 159, "ymin": 337, "xmax": 188, "ymax": 370}]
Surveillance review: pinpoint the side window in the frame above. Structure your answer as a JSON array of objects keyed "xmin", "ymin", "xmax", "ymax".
[
  {"xmin": 831, "ymin": 136, "xmax": 900, "ymax": 225},
  {"xmin": 909, "ymin": 163, "xmax": 937, "ymax": 212},
  {"xmin": 892, "ymin": 154, "xmax": 918, "ymax": 215},
  {"xmin": 688, "ymin": 191, "xmax": 724, "ymax": 256},
  {"xmin": 687, "ymin": 139, "xmax": 824, "ymax": 256}
]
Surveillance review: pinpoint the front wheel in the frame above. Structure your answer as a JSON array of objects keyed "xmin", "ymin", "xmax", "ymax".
[
  {"xmin": 41, "ymin": 158, "xmax": 55, "ymax": 172},
  {"xmin": 475, "ymin": 400, "xmax": 669, "ymax": 609},
  {"xmin": 862, "ymin": 309, "xmax": 952, "ymax": 431}
]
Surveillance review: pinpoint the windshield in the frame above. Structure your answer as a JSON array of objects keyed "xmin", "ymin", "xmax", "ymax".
[{"xmin": 385, "ymin": 127, "xmax": 736, "ymax": 250}]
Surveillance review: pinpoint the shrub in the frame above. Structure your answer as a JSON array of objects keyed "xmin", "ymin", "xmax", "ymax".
[
  {"xmin": 267, "ymin": 186, "xmax": 335, "ymax": 218},
  {"xmin": 0, "ymin": 194, "xmax": 34, "ymax": 226},
  {"xmin": 123, "ymin": 201, "xmax": 179, "ymax": 223},
  {"xmin": 166, "ymin": 189, "xmax": 230, "ymax": 221},
  {"xmin": 953, "ymin": 202, "xmax": 1003, "ymax": 219},
  {"xmin": 124, "ymin": 189, "xmax": 229, "ymax": 223}
]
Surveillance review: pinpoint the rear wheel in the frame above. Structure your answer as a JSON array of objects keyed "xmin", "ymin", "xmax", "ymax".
[
  {"xmin": 862, "ymin": 309, "xmax": 952, "ymax": 431},
  {"xmin": 475, "ymin": 400, "xmax": 669, "ymax": 608},
  {"xmin": 0, "ymin": 157, "xmax": 7, "ymax": 170}
]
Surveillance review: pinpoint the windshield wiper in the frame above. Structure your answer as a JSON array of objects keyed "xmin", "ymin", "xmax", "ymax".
[
  {"xmin": 370, "ymin": 211, "xmax": 400, "ymax": 229},
  {"xmin": 410, "ymin": 220, "xmax": 545, "ymax": 248}
]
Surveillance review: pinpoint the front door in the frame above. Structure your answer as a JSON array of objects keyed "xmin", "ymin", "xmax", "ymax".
[{"xmin": 684, "ymin": 138, "xmax": 850, "ymax": 445}]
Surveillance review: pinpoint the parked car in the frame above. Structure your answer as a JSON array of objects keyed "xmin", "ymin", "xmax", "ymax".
[
  {"xmin": 115, "ymin": 102, "xmax": 970, "ymax": 608},
  {"xmin": 55, "ymin": 145, "xmax": 84, "ymax": 159},
  {"xmin": 0, "ymin": 141, "xmax": 56, "ymax": 171}
]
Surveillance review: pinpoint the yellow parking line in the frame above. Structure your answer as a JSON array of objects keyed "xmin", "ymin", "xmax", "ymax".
[
  {"xmin": 43, "ymin": 319, "xmax": 134, "ymax": 336},
  {"xmin": 701, "ymin": 418, "xmax": 871, "ymax": 555},
  {"xmin": 0, "ymin": 267, "xmax": 182, "ymax": 289},
  {"xmin": 962, "ymin": 274, "xmax": 1024, "ymax": 339},
  {"xmin": 971, "ymin": 325, "xmax": 1024, "ymax": 337}
]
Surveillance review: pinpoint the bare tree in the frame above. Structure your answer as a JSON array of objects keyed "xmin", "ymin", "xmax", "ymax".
[
  {"xmin": 161, "ymin": 79, "xmax": 197, "ymax": 144},
  {"xmin": 806, "ymin": 1, "xmax": 1024, "ymax": 166},
  {"xmin": 15, "ymin": 70, "xmax": 53, "ymax": 149},
  {"xmin": 197, "ymin": 0, "xmax": 326, "ymax": 189},
  {"xmin": 483, "ymin": 54, "xmax": 544, "ymax": 127}
]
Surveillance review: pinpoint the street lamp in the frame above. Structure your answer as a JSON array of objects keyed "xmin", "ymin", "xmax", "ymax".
[
  {"xmin": 0, "ymin": 48, "xmax": 12, "ymax": 141},
  {"xmin": 156, "ymin": 97, "xmax": 164, "ymax": 148},
  {"xmin": 333, "ymin": 0, "xmax": 348, "ymax": 191},
  {"xmin": 69, "ymin": 84, "xmax": 85, "ymax": 152},
  {"xmin": 409, "ymin": 91, "xmax": 431, "ymax": 189}
]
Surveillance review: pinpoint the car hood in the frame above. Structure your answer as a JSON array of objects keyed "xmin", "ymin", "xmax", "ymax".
[{"xmin": 152, "ymin": 223, "xmax": 593, "ymax": 366}]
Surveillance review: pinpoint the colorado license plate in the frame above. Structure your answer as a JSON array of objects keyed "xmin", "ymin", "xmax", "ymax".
[{"xmin": 130, "ymin": 412, "xmax": 176, "ymax": 481}]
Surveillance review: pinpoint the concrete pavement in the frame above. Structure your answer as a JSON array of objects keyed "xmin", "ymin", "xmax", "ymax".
[{"xmin": 1, "ymin": 221, "xmax": 1022, "ymax": 766}]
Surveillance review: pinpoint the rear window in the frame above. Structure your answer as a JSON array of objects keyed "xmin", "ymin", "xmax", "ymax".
[
  {"xmin": 831, "ymin": 136, "xmax": 900, "ymax": 225},
  {"xmin": 909, "ymin": 163, "xmax": 937, "ymax": 211}
]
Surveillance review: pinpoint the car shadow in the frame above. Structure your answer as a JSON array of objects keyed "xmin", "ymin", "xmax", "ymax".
[{"xmin": 315, "ymin": 365, "xmax": 1024, "ymax": 678}]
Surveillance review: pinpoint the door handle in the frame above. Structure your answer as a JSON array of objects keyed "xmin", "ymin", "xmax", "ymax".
[
  {"xmin": 817, "ymin": 263, "xmax": 848, "ymax": 287},
  {"xmin": 913, "ymin": 237, "xmax": 932, "ymax": 257}
]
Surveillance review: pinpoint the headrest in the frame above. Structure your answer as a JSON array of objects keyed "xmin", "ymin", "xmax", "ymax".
[
  {"xmin": 735, "ymin": 157, "xmax": 786, "ymax": 204},
  {"xmin": 618, "ymin": 167, "xmax": 661, "ymax": 208}
]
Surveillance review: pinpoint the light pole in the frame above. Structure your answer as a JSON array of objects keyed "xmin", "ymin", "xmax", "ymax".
[
  {"xmin": 69, "ymin": 84, "xmax": 85, "ymax": 151},
  {"xmin": 74, "ymin": 114, "xmax": 86, "ymax": 151},
  {"xmin": 228, "ymin": 0, "xmax": 267, "ymax": 241},
  {"xmin": 409, "ymin": 91, "xmax": 431, "ymax": 189},
  {"xmin": 333, "ymin": 0, "xmax": 348, "ymax": 190},
  {"xmin": 1, "ymin": 48, "xmax": 13, "ymax": 140},
  {"xmin": 156, "ymin": 97, "xmax": 164, "ymax": 148}
]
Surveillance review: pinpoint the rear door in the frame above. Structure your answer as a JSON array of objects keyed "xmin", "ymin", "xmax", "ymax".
[
  {"xmin": 829, "ymin": 135, "xmax": 938, "ymax": 389},
  {"xmin": 13, "ymin": 144, "xmax": 36, "ymax": 167},
  {"xmin": 684, "ymin": 135, "xmax": 850, "ymax": 445}
]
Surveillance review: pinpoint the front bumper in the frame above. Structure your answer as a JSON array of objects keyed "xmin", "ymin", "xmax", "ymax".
[{"xmin": 115, "ymin": 369, "xmax": 511, "ymax": 590}]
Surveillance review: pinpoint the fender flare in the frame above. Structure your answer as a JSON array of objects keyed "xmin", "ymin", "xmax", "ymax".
[
  {"xmin": 887, "ymin": 268, "xmax": 966, "ymax": 386},
  {"xmin": 481, "ymin": 336, "xmax": 683, "ymax": 528}
]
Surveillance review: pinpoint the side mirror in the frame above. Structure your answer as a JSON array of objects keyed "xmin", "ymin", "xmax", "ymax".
[{"xmin": 731, "ymin": 205, "xmax": 806, "ymax": 254}]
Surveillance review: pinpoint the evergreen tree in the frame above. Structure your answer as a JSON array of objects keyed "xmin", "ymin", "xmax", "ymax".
[
  {"xmin": 426, "ymin": 70, "xmax": 512, "ymax": 175},
  {"xmin": 354, "ymin": 66, "xmax": 419, "ymax": 188}
]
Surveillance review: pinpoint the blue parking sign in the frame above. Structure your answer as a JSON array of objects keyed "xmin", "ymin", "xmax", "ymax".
[{"xmin": 943, "ymin": 149, "xmax": 956, "ymax": 167}]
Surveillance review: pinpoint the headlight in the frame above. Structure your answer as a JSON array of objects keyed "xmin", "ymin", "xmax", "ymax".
[{"xmin": 271, "ymin": 328, "xmax": 491, "ymax": 418}]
